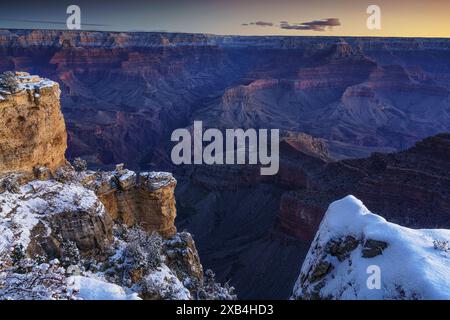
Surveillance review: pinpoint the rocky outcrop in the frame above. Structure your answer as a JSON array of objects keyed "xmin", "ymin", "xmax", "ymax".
[
  {"xmin": 0, "ymin": 72, "xmax": 67, "ymax": 176},
  {"xmin": 292, "ymin": 196, "xmax": 450, "ymax": 300},
  {"xmin": 0, "ymin": 180, "xmax": 113, "ymax": 259},
  {"xmin": 83, "ymin": 169, "xmax": 177, "ymax": 238},
  {"xmin": 164, "ymin": 232, "xmax": 204, "ymax": 282},
  {"xmin": 0, "ymin": 71, "xmax": 234, "ymax": 300}
]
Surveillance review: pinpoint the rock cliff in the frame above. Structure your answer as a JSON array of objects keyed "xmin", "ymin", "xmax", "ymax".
[
  {"xmin": 0, "ymin": 73, "xmax": 235, "ymax": 300},
  {"xmin": 92, "ymin": 170, "xmax": 177, "ymax": 238},
  {"xmin": 0, "ymin": 72, "xmax": 67, "ymax": 176},
  {"xmin": 2, "ymin": 30, "xmax": 450, "ymax": 167},
  {"xmin": 276, "ymin": 133, "xmax": 450, "ymax": 241},
  {"xmin": 292, "ymin": 196, "xmax": 450, "ymax": 300}
]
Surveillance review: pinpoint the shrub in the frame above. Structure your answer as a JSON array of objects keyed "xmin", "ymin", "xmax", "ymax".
[
  {"xmin": 72, "ymin": 157, "xmax": 87, "ymax": 172},
  {"xmin": 0, "ymin": 260, "xmax": 75, "ymax": 300},
  {"xmin": 433, "ymin": 240, "xmax": 449, "ymax": 252},
  {"xmin": 54, "ymin": 167, "xmax": 75, "ymax": 183},
  {"xmin": 0, "ymin": 176, "xmax": 20, "ymax": 193},
  {"xmin": 195, "ymin": 269, "xmax": 237, "ymax": 300},
  {"xmin": 123, "ymin": 229, "xmax": 163, "ymax": 271},
  {"xmin": 61, "ymin": 241, "xmax": 81, "ymax": 267},
  {"xmin": 0, "ymin": 71, "xmax": 19, "ymax": 93}
]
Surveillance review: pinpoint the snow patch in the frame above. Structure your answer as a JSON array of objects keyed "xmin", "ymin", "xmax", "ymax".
[{"xmin": 68, "ymin": 276, "xmax": 141, "ymax": 300}]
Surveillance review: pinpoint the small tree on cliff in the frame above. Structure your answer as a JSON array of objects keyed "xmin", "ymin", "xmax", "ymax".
[
  {"xmin": 72, "ymin": 157, "xmax": 87, "ymax": 172},
  {"xmin": 0, "ymin": 71, "xmax": 19, "ymax": 94}
]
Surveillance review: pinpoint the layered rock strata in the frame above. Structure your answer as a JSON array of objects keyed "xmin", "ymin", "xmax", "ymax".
[
  {"xmin": 0, "ymin": 72, "xmax": 67, "ymax": 176},
  {"xmin": 82, "ymin": 169, "xmax": 177, "ymax": 238}
]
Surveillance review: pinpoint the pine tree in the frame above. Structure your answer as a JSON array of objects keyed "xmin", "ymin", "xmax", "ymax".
[{"xmin": 0, "ymin": 71, "xmax": 19, "ymax": 93}]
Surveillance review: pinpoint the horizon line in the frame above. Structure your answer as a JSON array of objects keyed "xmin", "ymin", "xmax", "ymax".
[{"xmin": 1, "ymin": 27, "xmax": 450, "ymax": 40}]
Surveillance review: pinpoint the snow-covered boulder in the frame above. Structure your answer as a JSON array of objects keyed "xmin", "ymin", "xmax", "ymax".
[
  {"xmin": 292, "ymin": 195, "xmax": 450, "ymax": 300},
  {"xmin": 0, "ymin": 180, "xmax": 113, "ymax": 259},
  {"xmin": 68, "ymin": 276, "xmax": 141, "ymax": 300},
  {"xmin": 140, "ymin": 265, "xmax": 191, "ymax": 300}
]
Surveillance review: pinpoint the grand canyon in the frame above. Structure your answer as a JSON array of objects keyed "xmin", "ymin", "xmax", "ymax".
[{"xmin": 1, "ymin": 29, "xmax": 450, "ymax": 299}]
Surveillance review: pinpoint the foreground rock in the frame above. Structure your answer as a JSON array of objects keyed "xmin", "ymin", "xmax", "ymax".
[
  {"xmin": 292, "ymin": 196, "xmax": 450, "ymax": 300},
  {"xmin": 0, "ymin": 171, "xmax": 234, "ymax": 301}
]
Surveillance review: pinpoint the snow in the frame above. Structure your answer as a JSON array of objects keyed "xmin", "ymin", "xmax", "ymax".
[
  {"xmin": 140, "ymin": 171, "xmax": 176, "ymax": 190},
  {"xmin": 16, "ymin": 74, "xmax": 56, "ymax": 91},
  {"xmin": 68, "ymin": 276, "xmax": 141, "ymax": 300},
  {"xmin": 0, "ymin": 180, "xmax": 106, "ymax": 256},
  {"xmin": 293, "ymin": 195, "xmax": 450, "ymax": 300},
  {"xmin": 117, "ymin": 170, "xmax": 136, "ymax": 182},
  {"xmin": 143, "ymin": 264, "xmax": 191, "ymax": 300}
]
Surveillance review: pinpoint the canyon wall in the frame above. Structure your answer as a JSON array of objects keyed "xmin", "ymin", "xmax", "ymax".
[
  {"xmin": 2, "ymin": 30, "xmax": 449, "ymax": 299},
  {"xmin": 1, "ymin": 30, "xmax": 450, "ymax": 167},
  {"xmin": 0, "ymin": 72, "xmax": 180, "ymax": 255}
]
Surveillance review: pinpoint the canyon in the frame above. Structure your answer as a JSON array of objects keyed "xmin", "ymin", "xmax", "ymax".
[
  {"xmin": 1, "ymin": 30, "xmax": 450, "ymax": 298},
  {"xmin": 0, "ymin": 73, "xmax": 234, "ymax": 300}
]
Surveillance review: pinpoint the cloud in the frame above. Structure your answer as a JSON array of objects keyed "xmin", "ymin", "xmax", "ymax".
[
  {"xmin": 280, "ymin": 18, "xmax": 341, "ymax": 31},
  {"xmin": 242, "ymin": 21, "xmax": 273, "ymax": 27}
]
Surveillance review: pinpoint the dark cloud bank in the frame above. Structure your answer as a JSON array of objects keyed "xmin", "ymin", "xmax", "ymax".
[
  {"xmin": 242, "ymin": 21, "xmax": 273, "ymax": 27},
  {"xmin": 243, "ymin": 18, "xmax": 341, "ymax": 31}
]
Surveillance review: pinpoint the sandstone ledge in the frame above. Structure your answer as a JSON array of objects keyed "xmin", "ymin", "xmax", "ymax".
[{"xmin": 81, "ymin": 169, "xmax": 177, "ymax": 238}]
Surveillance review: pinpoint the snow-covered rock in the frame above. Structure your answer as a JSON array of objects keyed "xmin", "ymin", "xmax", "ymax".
[
  {"xmin": 15, "ymin": 72, "xmax": 57, "ymax": 91},
  {"xmin": 0, "ymin": 180, "xmax": 113, "ymax": 259},
  {"xmin": 292, "ymin": 195, "xmax": 450, "ymax": 300},
  {"xmin": 139, "ymin": 172, "xmax": 177, "ymax": 190},
  {"xmin": 140, "ymin": 264, "xmax": 191, "ymax": 300},
  {"xmin": 68, "ymin": 276, "xmax": 141, "ymax": 300},
  {"xmin": 0, "ymin": 71, "xmax": 235, "ymax": 300}
]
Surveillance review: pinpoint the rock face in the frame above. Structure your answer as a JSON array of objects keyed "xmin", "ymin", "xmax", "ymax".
[
  {"xmin": 85, "ymin": 170, "xmax": 177, "ymax": 238},
  {"xmin": 292, "ymin": 196, "xmax": 450, "ymax": 300},
  {"xmin": 281, "ymin": 133, "xmax": 450, "ymax": 235},
  {"xmin": 1, "ymin": 30, "xmax": 450, "ymax": 166},
  {"xmin": 0, "ymin": 72, "xmax": 236, "ymax": 300},
  {"xmin": 164, "ymin": 232, "xmax": 204, "ymax": 281},
  {"xmin": 0, "ymin": 180, "xmax": 113, "ymax": 259},
  {"xmin": 176, "ymin": 133, "xmax": 450, "ymax": 299},
  {"xmin": 0, "ymin": 72, "xmax": 67, "ymax": 175}
]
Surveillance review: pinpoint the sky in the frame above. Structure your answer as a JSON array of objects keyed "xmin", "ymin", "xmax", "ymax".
[{"xmin": 0, "ymin": 0, "xmax": 449, "ymax": 38}]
